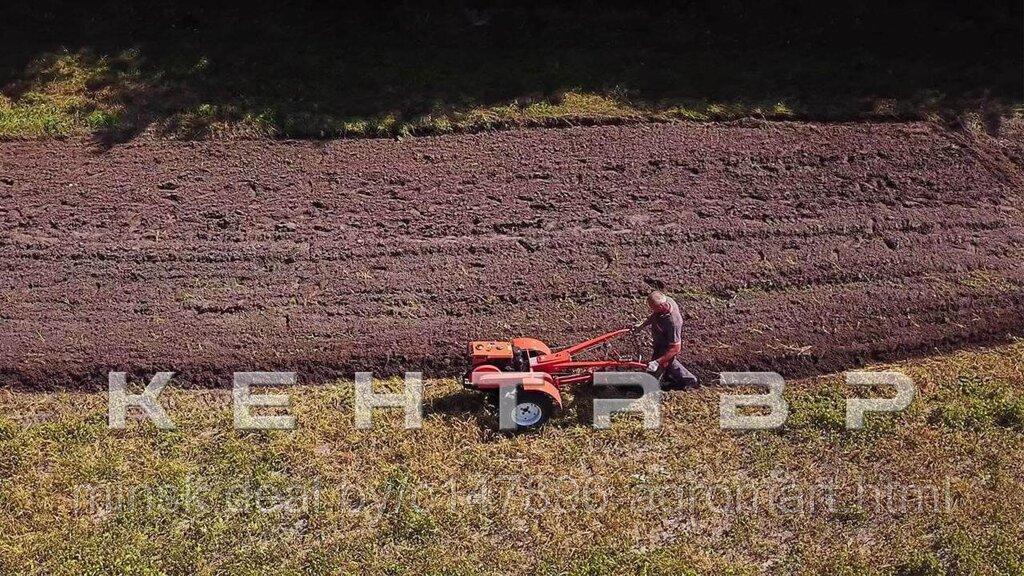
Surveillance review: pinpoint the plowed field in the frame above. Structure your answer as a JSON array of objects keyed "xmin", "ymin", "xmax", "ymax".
[{"xmin": 1, "ymin": 121, "xmax": 1022, "ymax": 387}]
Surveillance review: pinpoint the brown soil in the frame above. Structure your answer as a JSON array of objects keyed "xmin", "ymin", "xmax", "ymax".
[{"xmin": 1, "ymin": 121, "xmax": 1022, "ymax": 388}]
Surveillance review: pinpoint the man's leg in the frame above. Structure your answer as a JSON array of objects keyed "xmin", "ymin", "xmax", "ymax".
[{"xmin": 661, "ymin": 358, "xmax": 698, "ymax": 390}]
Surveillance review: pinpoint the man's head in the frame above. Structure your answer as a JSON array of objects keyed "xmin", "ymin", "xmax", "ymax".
[{"xmin": 646, "ymin": 291, "xmax": 670, "ymax": 314}]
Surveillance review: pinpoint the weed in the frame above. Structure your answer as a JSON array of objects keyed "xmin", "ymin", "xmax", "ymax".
[
  {"xmin": 788, "ymin": 387, "xmax": 847, "ymax": 432},
  {"xmin": 894, "ymin": 552, "xmax": 944, "ymax": 576},
  {"xmin": 926, "ymin": 374, "xmax": 1024, "ymax": 431}
]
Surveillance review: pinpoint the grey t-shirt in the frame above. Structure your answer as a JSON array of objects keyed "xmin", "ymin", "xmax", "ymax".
[{"xmin": 650, "ymin": 296, "xmax": 683, "ymax": 356}]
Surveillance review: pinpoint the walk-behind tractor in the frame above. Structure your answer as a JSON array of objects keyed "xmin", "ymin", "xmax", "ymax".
[{"xmin": 464, "ymin": 329, "xmax": 648, "ymax": 430}]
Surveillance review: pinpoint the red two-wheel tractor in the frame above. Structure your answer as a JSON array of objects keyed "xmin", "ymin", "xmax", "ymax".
[{"xmin": 463, "ymin": 329, "xmax": 646, "ymax": 430}]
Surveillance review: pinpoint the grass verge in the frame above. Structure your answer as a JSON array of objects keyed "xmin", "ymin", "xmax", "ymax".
[
  {"xmin": 1, "ymin": 3, "xmax": 1020, "ymax": 139},
  {"xmin": 1, "ymin": 341, "xmax": 1023, "ymax": 574}
]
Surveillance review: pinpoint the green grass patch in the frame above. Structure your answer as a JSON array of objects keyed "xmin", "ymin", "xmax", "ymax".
[{"xmin": 926, "ymin": 373, "xmax": 1024, "ymax": 431}]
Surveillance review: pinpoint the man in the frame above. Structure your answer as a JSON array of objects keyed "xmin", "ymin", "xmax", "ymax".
[{"xmin": 633, "ymin": 291, "xmax": 698, "ymax": 389}]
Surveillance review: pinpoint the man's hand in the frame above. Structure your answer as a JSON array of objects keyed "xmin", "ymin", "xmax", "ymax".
[
  {"xmin": 631, "ymin": 320, "xmax": 647, "ymax": 333},
  {"xmin": 646, "ymin": 360, "xmax": 660, "ymax": 373}
]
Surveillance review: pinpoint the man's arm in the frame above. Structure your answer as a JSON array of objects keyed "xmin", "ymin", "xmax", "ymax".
[{"xmin": 632, "ymin": 314, "xmax": 655, "ymax": 331}]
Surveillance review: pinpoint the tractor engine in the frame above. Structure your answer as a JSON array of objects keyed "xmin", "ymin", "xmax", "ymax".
[{"xmin": 467, "ymin": 340, "xmax": 532, "ymax": 372}]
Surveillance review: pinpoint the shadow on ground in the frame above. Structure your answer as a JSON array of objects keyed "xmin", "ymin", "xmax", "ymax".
[{"xmin": 1, "ymin": 0, "xmax": 1021, "ymax": 141}]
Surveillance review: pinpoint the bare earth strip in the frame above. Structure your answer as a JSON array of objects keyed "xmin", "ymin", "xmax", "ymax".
[{"xmin": 0, "ymin": 121, "xmax": 1022, "ymax": 387}]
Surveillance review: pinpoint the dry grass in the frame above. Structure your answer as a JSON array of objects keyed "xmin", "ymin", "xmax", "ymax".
[{"xmin": 1, "ymin": 342, "xmax": 1023, "ymax": 574}]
